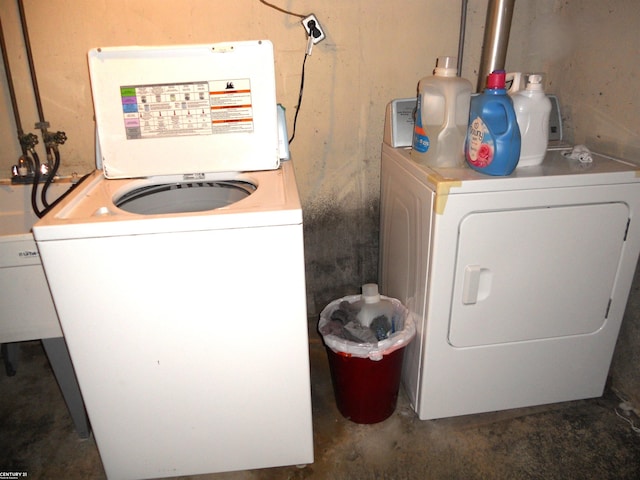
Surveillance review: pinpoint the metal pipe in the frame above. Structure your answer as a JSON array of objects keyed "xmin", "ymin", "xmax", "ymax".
[
  {"xmin": 476, "ymin": 0, "xmax": 515, "ymax": 92},
  {"xmin": 0, "ymin": 16, "xmax": 27, "ymax": 153},
  {"xmin": 457, "ymin": 0, "xmax": 469, "ymax": 77},
  {"xmin": 15, "ymin": 1, "xmax": 65, "ymax": 211},
  {"xmin": 17, "ymin": 0, "xmax": 47, "ymax": 130}
]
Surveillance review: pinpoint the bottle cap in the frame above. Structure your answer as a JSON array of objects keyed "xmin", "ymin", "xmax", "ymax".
[
  {"xmin": 434, "ymin": 56, "xmax": 458, "ymax": 77},
  {"xmin": 361, "ymin": 283, "xmax": 381, "ymax": 304},
  {"xmin": 486, "ymin": 70, "xmax": 506, "ymax": 89},
  {"xmin": 526, "ymin": 74, "xmax": 544, "ymax": 90}
]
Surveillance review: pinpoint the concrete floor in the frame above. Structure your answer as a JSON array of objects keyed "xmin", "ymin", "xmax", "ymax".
[{"xmin": 2, "ymin": 329, "xmax": 640, "ymax": 480}]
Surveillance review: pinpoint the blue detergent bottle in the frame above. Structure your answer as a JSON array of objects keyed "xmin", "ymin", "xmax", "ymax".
[{"xmin": 465, "ymin": 70, "xmax": 521, "ymax": 175}]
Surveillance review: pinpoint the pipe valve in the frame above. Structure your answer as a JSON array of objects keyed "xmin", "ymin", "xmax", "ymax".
[
  {"xmin": 19, "ymin": 132, "xmax": 39, "ymax": 151},
  {"xmin": 45, "ymin": 130, "xmax": 67, "ymax": 147}
]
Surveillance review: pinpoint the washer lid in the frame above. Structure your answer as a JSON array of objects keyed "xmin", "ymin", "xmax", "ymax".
[{"xmin": 88, "ymin": 40, "xmax": 279, "ymax": 179}]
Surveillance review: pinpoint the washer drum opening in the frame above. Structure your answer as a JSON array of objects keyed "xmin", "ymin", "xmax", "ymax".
[{"xmin": 115, "ymin": 180, "xmax": 256, "ymax": 215}]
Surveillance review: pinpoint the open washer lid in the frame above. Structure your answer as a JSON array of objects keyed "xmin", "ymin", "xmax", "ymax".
[{"xmin": 88, "ymin": 40, "xmax": 279, "ymax": 179}]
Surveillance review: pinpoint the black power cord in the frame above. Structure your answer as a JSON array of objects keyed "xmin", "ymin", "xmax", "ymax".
[
  {"xmin": 289, "ymin": 53, "xmax": 308, "ymax": 144},
  {"xmin": 258, "ymin": 0, "xmax": 305, "ymax": 18},
  {"xmin": 258, "ymin": 0, "xmax": 320, "ymax": 144}
]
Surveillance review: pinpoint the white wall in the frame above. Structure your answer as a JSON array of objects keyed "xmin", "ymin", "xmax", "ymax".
[
  {"xmin": 1, "ymin": 0, "xmax": 463, "ymax": 190},
  {"xmin": 3, "ymin": 1, "xmax": 638, "ymax": 185}
]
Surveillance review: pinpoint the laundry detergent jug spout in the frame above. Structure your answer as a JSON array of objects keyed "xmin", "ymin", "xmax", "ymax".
[{"xmin": 355, "ymin": 284, "xmax": 395, "ymax": 328}]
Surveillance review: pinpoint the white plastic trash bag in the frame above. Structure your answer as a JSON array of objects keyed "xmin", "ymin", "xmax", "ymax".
[{"xmin": 319, "ymin": 294, "xmax": 416, "ymax": 361}]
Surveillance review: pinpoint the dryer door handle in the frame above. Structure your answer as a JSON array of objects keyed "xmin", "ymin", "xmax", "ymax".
[
  {"xmin": 462, "ymin": 265, "xmax": 482, "ymax": 305},
  {"xmin": 461, "ymin": 265, "xmax": 492, "ymax": 305}
]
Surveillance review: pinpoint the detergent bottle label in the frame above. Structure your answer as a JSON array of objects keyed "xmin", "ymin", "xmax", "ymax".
[
  {"xmin": 412, "ymin": 94, "xmax": 430, "ymax": 153},
  {"xmin": 466, "ymin": 116, "xmax": 494, "ymax": 167}
]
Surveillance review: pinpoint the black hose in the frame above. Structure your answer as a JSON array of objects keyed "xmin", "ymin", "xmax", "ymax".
[
  {"xmin": 42, "ymin": 172, "xmax": 91, "ymax": 214},
  {"xmin": 40, "ymin": 148, "xmax": 61, "ymax": 209},
  {"xmin": 30, "ymin": 150, "xmax": 90, "ymax": 219},
  {"xmin": 30, "ymin": 151, "xmax": 42, "ymax": 218}
]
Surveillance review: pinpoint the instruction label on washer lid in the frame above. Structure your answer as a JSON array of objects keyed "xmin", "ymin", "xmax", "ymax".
[
  {"xmin": 209, "ymin": 79, "xmax": 254, "ymax": 133},
  {"xmin": 120, "ymin": 78, "xmax": 254, "ymax": 140}
]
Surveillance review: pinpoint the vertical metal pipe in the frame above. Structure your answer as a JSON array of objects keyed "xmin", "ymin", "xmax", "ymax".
[
  {"xmin": 17, "ymin": 0, "xmax": 47, "ymax": 127},
  {"xmin": 477, "ymin": 0, "xmax": 515, "ymax": 92},
  {"xmin": 457, "ymin": 0, "xmax": 469, "ymax": 77},
  {"xmin": 0, "ymin": 17, "xmax": 26, "ymax": 151}
]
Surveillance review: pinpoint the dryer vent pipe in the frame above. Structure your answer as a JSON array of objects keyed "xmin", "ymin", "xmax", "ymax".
[{"xmin": 477, "ymin": 0, "xmax": 515, "ymax": 92}]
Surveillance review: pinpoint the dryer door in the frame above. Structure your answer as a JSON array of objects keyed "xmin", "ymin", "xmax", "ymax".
[{"xmin": 448, "ymin": 202, "xmax": 629, "ymax": 347}]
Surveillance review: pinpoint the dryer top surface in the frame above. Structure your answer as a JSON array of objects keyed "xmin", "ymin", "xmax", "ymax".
[{"xmin": 383, "ymin": 144, "xmax": 640, "ymax": 195}]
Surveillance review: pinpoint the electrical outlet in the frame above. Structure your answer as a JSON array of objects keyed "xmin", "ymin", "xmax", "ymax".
[{"xmin": 302, "ymin": 14, "xmax": 325, "ymax": 44}]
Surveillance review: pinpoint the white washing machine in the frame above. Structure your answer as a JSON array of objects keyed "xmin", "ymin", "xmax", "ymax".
[
  {"xmin": 33, "ymin": 41, "xmax": 313, "ymax": 479},
  {"xmin": 380, "ymin": 130, "xmax": 640, "ymax": 420}
]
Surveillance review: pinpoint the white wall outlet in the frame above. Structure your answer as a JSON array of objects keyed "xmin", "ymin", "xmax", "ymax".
[{"xmin": 302, "ymin": 14, "xmax": 325, "ymax": 44}]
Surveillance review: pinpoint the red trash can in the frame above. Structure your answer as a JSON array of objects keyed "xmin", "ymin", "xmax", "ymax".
[{"xmin": 319, "ymin": 290, "xmax": 415, "ymax": 424}]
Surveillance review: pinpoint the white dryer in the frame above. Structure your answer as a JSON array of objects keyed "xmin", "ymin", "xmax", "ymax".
[
  {"xmin": 380, "ymin": 139, "xmax": 640, "ymax": 420},
  {"xmin": 33, "ymin": 41, "xmax": 313, "ymax": 479}
]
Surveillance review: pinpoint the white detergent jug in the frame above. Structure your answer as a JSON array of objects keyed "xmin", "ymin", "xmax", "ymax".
[
  {"xmin": 508, "ymin": 73, "xmax": 552, "ymax": 167},
  {"xmin": 354, "ymin": 283, "xmax": 394, "ymax": 328},
  {"xmin": 411, "ymin": 56, "xmax": 472, "ymax": 168}
]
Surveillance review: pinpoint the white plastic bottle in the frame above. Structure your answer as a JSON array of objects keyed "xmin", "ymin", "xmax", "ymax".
[
  {"xmin": 411, "ymin": 56, "xmax": 472, "ymax": 168},
  {"xmin": 355, "ymin": 284, "xmax": 394, "ymax": 328},
  {"xmin": 510, "ymin": 74, "xmax": 552, "ymax": 167}
]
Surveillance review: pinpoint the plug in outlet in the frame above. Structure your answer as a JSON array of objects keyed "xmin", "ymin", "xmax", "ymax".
[{"xmin": 302, "ymin": 14, "xmax": 325, "ymax": 44}]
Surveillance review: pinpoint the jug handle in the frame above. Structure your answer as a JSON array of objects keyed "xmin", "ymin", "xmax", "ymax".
[{"xmin": 506, "ymin": 72, "xmax": 523, "ymax": 95}]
